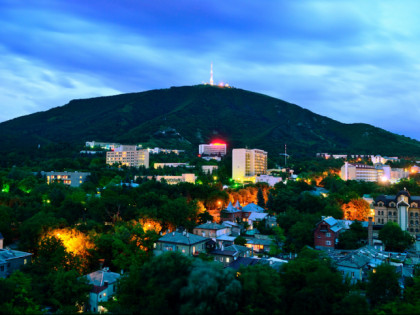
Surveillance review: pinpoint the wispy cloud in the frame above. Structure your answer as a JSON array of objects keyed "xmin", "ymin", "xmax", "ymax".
[{"xmin": 0, "ymin": 0, "xmax": 419, "ymax": 140}]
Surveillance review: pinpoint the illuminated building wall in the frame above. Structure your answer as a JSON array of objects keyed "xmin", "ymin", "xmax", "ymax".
[
  {"xmin": 232, "ymin": 148, "xmax": 267, "ymax": 182},
  {"xmin": 199, "ymin": 143, "xmax": 227, "ymax": 156},
  {"xmin": 46, "ymin": 171, "xmax": 91, "ymax": 187},
  {"xmin": 106, "ymin": 145, "xmax": 149, "ymax": 168}
]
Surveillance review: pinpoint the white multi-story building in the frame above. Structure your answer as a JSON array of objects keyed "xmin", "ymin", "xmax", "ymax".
[
  {"xmin": 232, "ymin": 148, "xmax": 267, "ymax": 182},
  {"xmin": 45, "ymin": 171, "xmax": 91, "ymax": 187},
  {"xmin": 106, "ymin": 145, "xmax": 149, "ymax": 168},
  {"xmin": 340, "ymin": 162, "xmax": 384, "ymax": 182},
  {"xmin": 199, "ymin": 143, "xmax": 227, "ymax": 156}
]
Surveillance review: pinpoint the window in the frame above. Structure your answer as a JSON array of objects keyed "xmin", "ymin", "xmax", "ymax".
[
  {"xmin": 416, "ymin": 213, "xmax": 419, "ymax": 217},
  {"xmin": 351, "ymin": 272, "xmax": 355, "ymax": 278},
  {"xmin": 0, "ymin": 266, "xmax": 4, "ymax": 272},
  {"xmin": 393, "ymin": 212, "xmax": 396, "ymax": 216},
  {"xmin": 326, "ymin": 232, "xmax": 331, "ymax": 237},
  {"xmin": 226, "ymin": 258, "xmax": 230, "ymax": 263},
  {"xmin": 388, "ymin": 211, "xmax": 392, "ymax": 216},
  {"xmin": 24, "ymin": 259, "xmax": 27, "ymax": 265},
  {"xmin": 326, "ymin": 241, "xmax": 331, "ymax": 245},
  {"xmin": 410, "ymin": 213, "xmax": 414, "ymax": 217}
]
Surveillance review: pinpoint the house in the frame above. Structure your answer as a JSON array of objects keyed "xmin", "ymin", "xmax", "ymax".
[
  {"xmin": 193, "ymin": 222, "xmax": 230, "ymax": 240},
  {"xmin": 247, "ymin": 212, "xmax": 269, "ymax": 229},
  {"xmin": 221, "ymin": 221, "xmax": 241, "ymax": 236},
  {"xmin": 0, "ymin": 248, "xmax": 33, "ymax": 278},
  {"xmin": 220, "ymin": 201, "xmax": 266, "ymax": 224},
  {"xmin": 245, "ymin": 238, "xmax": 272, "ymax": 253},
  {"xmin": 209, "ymin": 244, "xmax": 252, "ymax": 266},
  {"xmin": 227, "ymin": 257, "xmax": 260, "ymax": 270},
  {"xmin": 220, "ymin": 201, "xmax": 243, "ymax": 223},
  {"xmin": 215, "ymin": 234, "xmax": 236, "ymax": 248},
  {"xmin": 155, "ymin": 230, "xmax": 209, "ymax": 256},
  {"xmin": 336, "ymin": 254, "xmax": 370, "ymax": 284},
  {"xmin": 85, "ymin": 267, "xmax": 121, "ymax": 313},
  {"xmin": 314, "ymin": 217, "xmax": 343, "ymax": 249}
]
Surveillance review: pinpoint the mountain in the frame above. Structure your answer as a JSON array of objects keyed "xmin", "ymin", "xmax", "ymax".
[{"xmin": 1, "ymin": 85, "xmax": 419, "ymax": 157}]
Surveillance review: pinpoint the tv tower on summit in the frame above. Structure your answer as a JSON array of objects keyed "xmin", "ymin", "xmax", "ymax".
[{"xmin": 210, "ymin": 63, "xmax": 214, "ymax": 86}]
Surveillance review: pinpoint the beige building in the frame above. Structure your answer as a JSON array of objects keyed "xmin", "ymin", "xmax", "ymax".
[
  {"xmin": 232, "ymin": 148, "xmax": 267, "ymax": 182},
  {"xmin": 340, "ymin": 162, "xmax": 384, "ymax": 182},
  {"xmin": 106, "ymin": 145, "xmax": 149, "ymax": 168},
  {"xmin": 374, "ymin": 189, "xmax": 420, "ymax": 235}
]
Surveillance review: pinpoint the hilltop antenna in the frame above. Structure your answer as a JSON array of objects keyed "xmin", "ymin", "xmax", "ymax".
[
  {"xmin": 210, "ymin": 63, "xmax": 214, "ymax": 86},
  {"xmin": 285, "ymin": 144, "xmax": 287, "ymax": 167}
]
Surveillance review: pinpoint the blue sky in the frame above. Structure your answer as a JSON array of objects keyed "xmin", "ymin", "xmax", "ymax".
[{"xmin": 1, "ymin": 0, "xmax": 420, "ymax": 140}]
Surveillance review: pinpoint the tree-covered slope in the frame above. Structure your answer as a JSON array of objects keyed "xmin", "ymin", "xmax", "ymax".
[{"xmin": 0, "ymin": 85, "xmax": 419, "ymax": 156}]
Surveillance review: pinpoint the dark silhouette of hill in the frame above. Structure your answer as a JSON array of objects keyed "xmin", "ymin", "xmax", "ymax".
[{"xmin": 1, "ymin": 85, "xmax": 419, "ymax": 156}]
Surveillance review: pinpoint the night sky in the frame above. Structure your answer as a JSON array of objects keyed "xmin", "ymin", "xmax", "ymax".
[{"xmin": 1, "ymin": 1, "xmax": 420, "ymax": 140}]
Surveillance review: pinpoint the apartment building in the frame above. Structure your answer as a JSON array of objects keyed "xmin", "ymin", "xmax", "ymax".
[
  {"xmin": 45, "ymin": 171, "xmax": 91, "ymax": 187},
  {"xmin": 232, "ymin": 148, "xmax": 267, "ymax": 182},
  {"xmin": 199, "ymin": 143, "xmax": 227, "ymax": 156},
  {"xmin": 106, "ymin": 145, "xmax": 149, "ymax": 168}
]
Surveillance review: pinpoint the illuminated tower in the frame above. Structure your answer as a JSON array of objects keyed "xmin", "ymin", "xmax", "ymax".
[{"xmin": 210, "ymin": 63, "xmax": 214, "ymax": 86}]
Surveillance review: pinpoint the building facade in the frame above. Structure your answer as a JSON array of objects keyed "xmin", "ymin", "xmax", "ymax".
[
  {"xmin": 106, "ymin": 145, "xmax": 149, "ymax": 168},
  {"xmin": 199, "ymin": 143, "xmax": 227, "ymax": 156},
  {"xmin": 155, "ymin": 231, "xmax": 209, "ymax": 256},
  {"xmin": 155, "ymin": 173, "xmax": 196, "ymax": 184},
  {"xmin": 45, "ymin": 171, "xmax": 91, "ymax": 187},
  {"xmin": 373, "ymin": 189, "xmax": 420, "ymax": 235},
  {"xmin": 340, "ymin": 162, "xmax": 385, "ymax": 182},
  {"xmin": 232, "ymin": 148, "xmax": 267, "ymax": 182}
]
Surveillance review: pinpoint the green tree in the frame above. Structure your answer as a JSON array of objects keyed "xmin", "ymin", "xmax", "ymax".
[
  {"xmin": 257, "ymin": 188, "xmax": 265, "ymax": 208},
  {"xmin": 269, "ymin": 226, "xmax": 285, "ymax": 256},
  {"xmin": 180, "ymin": 260, "xmax": 241, "ymax": 314},
  {"xmin": 366, "ymin": 263, "xmax": 400, "ymax": 307},
  {"xmin": 379, "ymin": 222, "xmax": 414, "ymax": 252},
  {"xmin": 112, "ymin": 252, "xmax": 193, "ymax": 314},
  {"xmin": 47, "ymin": 269, "xmax": 90, "ymax": 312},
  {"xmin": 234, "ymin": 235, "xmax": 247, "ymax": 246},
  {"xmin": 0, "ymin": 271, "xmax": 41, "ymax": 314},
  {"xmin": 238, "ymin": 264, "xmax": 283, "ymax": 314},
  {"xmin": 280, "ymin": 248, "xmax": 348, "ymax": 314}
]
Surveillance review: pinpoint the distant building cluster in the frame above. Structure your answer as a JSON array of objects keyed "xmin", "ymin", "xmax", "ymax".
[
  {"xmin": 340, "ymin": 161, "xmax": 409, "ymax": 183},
  {"xmin": 147, "ymin": 147, "xmax": 185, "ymax": 155}
]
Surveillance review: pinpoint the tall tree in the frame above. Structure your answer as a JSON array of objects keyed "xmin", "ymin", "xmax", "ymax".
[
  {"xmin": 257, "ymin": 188, "xmax": 265, "ymax": 208},
  {"xmin": 379, "ymin": 222, "xmax": 414, "ymax": 252},
  {"xmin": 366, "ymin": 263, "xmax": 400, "ymax": 307}
]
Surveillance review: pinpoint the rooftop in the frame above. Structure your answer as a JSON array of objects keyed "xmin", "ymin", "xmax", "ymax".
[{"xmin": 158, "ymin": 231, "xmax": 209, "ymax": 245}]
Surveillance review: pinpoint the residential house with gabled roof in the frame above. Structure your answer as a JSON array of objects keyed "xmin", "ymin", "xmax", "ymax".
[
  {"xmin": 192, "ymin": 222, "xmax": 230, "ymax": 240},
  {"xmin": 85, "ymin": 267, "xmax": 121, "ymax": 313},
  {"xmin": 209, "ymin": 244, "xmax": 252, "ymax": 266},
  {"xmin": 155, "ymin": 230, "xmax": 210, "ymax": 256},
  {"xmin": 245, "ymin": 238, "xmax": 272, "ymax": 253},
  {"xmin": 314, "ymin": 217, "xmax": 343, "ymax": 249},
  {"xmin": 0, "ymin": 234, "xmax": 32, "ymax": 278}
]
